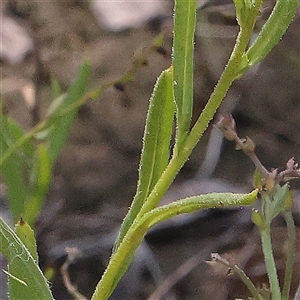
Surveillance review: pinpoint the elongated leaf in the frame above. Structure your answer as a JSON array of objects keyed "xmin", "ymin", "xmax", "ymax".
[
  {"xmin": 0, "ymin": 114, "xmax": 35, "ymax": 159},
  {"xmin": 14, "ymin": 218, "xmax": 38, "ymax": 263},
  {"xmin": 94, "ymin": 190, "xmax": 258, "ymax": 299},
  {"xmin": 114, "ymin": 67, "xmax": 175, "ymax": 250},
  {"xmin": 141, "ymin": 189, "xmax": 258, "ymax": 229},
  {"xmin": 139, "ymin": 67, "xmax": 174, "ymax": 195},
  {"xmin": 0, "ymin": 114, "xmax": 34, "ymax": 222},
  {"xmin": 173, "ymin": 0, "xmax": 196, "ymax": 149},
  {"xmin": 271, "ymin": 184, "xmax": 289, "ymax": 219},
  {"xmin": 47, "ymin": 61, "xmax": 90, "ymax": 163},
  {"xmin": 0, "ymin": 218, "xmax": 53, "ymax": 300},
  {"xmin": 23, "ymin": 143, "xmax": 51, "ymax": 225},
  {"xmin": 246, "ymin": 0, "xmax": 298, "ymax": 68}
]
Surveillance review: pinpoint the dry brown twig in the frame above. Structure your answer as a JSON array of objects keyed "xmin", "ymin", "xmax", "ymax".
[
  {"xmin": 215, "ymin": 114, "xmax": 300, "ymax": 185},
  {"xmin": 208, "ymin": 253, "xmax": 270, "ymax": 300},
  {"xmin": 61, "ymin": 247, "xmax": 87, "ymax": 300}
]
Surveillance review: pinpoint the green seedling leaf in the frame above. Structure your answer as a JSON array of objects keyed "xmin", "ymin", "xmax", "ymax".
[
  {"xmin": 172, "ymin": 0, "xmax": 196, "ymax": 150},
  {"xmin": 14, "ymin": 218, "xmax": 38, "ymax": 263},
  {"xmin": 114, "ymin": 67, "xmax": 175, "ymax": 250},
  {"xmin": 0, "ymin": 114, "xmax": 34, "ymax": 222},
  {"xmin": 246, "ymin": 0, "xmax": 298, "ymax": 68},
  {"xmin": 47, "ymin": 61, "xmax": 90, "ymax": 163},
  {"xmin": 23, "ymin": 143, "xmax": 51, "ymax": 225},
  {"xmin": 0, "ymin": 218, "xmax": 53, "ymax": 300}
]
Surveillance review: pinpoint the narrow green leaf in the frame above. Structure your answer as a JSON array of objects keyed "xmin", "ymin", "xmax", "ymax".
[
  {"xmin": 14, "ymin": 218, "xmax": 38, "ymax": 263},
  {"xmin": 0, "ymin": 218, "xmax": 54, "ymax": 300},
  {"xmin": 139, "ymin": 67, "xmax": 174, "ymax": 194},
  {"xmin": 46, "ymin": 93, "xmax": 67, "ymax": 118},
  {"xmin": 141, "ymin": 189, "xmax": 258, "ymax": 229},
  {"xmin": 246, "ymin": 0, "xmax": 298, "ymax": 68},
  {"xmin": 0, "ymin": 115, "xmax": 34, "ymax": 222},
  {"xmin": 47, "ymin": 61, "xmax": 90, "ymax": 163},
  {"xmin": 0, "ymin": 114, "xmax": 35, "ymax": 159},
  {"xmin": 269, "ymin": 184, "xmax": 289, "ymax": 220},
  {"xmin": 23, "ymin": 143, "xmax": 51, "ymax": 225},
  {"xmin": 173, "ymin": 0, "xmax": 196, "ymax": 149},
  {"xmin": 114, "ymin": 67, "xmax": 175, "ymax": 250},
  {"xmin": 93, "ymin": 190, "xmax": 258, "ymax": 299}
]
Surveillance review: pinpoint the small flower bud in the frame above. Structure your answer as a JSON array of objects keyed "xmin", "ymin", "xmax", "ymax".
[
  {"xmin": 253, "ymin": 168, "xmax": 263, "ymax": 190},
  {"xmin": 284, "ymin": 189, "xmax": 293, "ymax": 211},
  {"xmin": 242, "ymin": 136, "xmax": 255, "ymax": 153},
  {"xmin": 286, "ymin": 157, "xmax": 296, "ymax": 171},
  {"xmin": 215, "ymin": 115, "xmax": 236, "ymax": 141}
]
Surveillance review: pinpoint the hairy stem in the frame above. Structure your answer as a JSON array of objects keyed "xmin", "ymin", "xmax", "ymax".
[
  {"xmin": 138, "ymin": 12, "xmax": 258, "ymax": 217},
  {"xmin": 92, "ymin": 191, "xmax": 257, "ymax": 299},
  {"xmin": 282, "ymin": 210, "xmax": 296, "ymax": 300},
  {"xmin": 92, "ymin": 16, "xmax": 260, "ymax": 300},
  {"xmin": 260, "ymin": 226, "xmax": 282, "ymax": 300}
]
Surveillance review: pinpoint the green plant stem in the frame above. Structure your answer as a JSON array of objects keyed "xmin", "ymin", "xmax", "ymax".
[
  {"xmin": 0, "ymin": 33, "xmax": 165, "ymax": 168},
  {"xmin": 0, "ymin": 120, "xmax": 46, "ymax": 167},
  {"xmin": 138, "ymin": 10, "xmax": 258, "ymax": 217},
  {"xmin": 0, "ymin": 82, "xmax": 126, "ymax": 168},
  {"xmin": 282, "ymin": 210, "xmax": 296, "ymax": 300},
  {"xmin": 0, "ymin": 93, "xmax": 90, "ymax": 169},
  {"xmin": 232, "ymin": 264, "xmax": 264, "ymax": 300},
  {"xmin": 212, "ymin": 253, "xmax": 263, "ymax": 300},
  {"xmin": 91, "ymin": 6, "xmax": 261, "ymax": 300},
  {"xmin": 259, "ymin": 225, "xmax": 282, "ymax": 300},
  {"xmin": 182, "ymin": 19, "xmax": 255, "ymax": 154}
]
